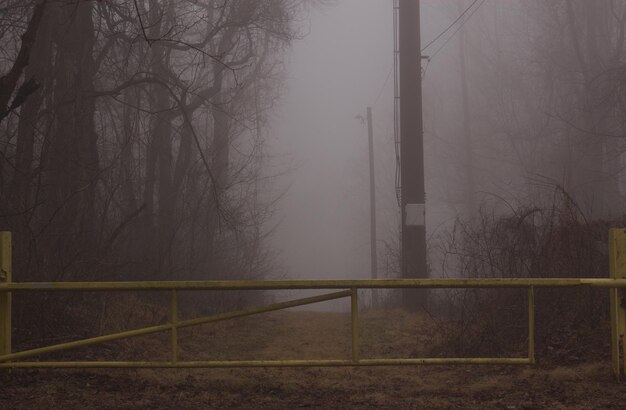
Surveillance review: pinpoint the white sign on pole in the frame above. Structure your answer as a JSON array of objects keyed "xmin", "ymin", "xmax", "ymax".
[{"xmin": 405, "ymin": 203, "xmax": 425, "ymax": 226}]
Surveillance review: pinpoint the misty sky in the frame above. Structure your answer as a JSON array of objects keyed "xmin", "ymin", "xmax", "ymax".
[
  {"xmin": 270, "ymin": 0, "xmax": 410, "ymax": 278},
  {"xmin": 270, "ymin": 1, "xmax": 453, "ymax": 280},
  {"xmin": 271, "ymin": 1, "xmax": 394, "ymax": 280}
]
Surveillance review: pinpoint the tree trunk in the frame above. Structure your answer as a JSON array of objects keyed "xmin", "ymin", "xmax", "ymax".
[{"xmin": 39, "ymin": 0, "xmax": 99, "ymax": 279}]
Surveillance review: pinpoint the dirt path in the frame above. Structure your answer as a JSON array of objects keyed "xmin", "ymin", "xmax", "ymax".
[{"xmin": 1, "ymin": 309, "xmax": 625, "ymax": 409}]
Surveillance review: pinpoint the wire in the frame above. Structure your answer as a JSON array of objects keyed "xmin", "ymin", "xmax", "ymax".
[
  {"xmin": 421, "ymin": 0, "xmax": 480, "ymax": 52},
  {"xmin": 428, "ymin": 0, "xmax": 486, "ymax": 60},
  {"xmin": 393, "ymin": 0, "xmax": 401, "ymax": 207},
  {"xmin": 372, "ymin": 65, "xmax": 393, "ymax": 107},
  {"xmin": 421, "ymin": 57, "xmax": 431, "ymax": 80},
  {"xmin": 393, "ymin": 0, "xmax": 484, "ymax": 207}
]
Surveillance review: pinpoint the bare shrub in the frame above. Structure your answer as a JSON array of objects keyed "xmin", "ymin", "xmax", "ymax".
[{"xmin": 430, "ymin": 189, "xmax": 621, "ymax": 362}]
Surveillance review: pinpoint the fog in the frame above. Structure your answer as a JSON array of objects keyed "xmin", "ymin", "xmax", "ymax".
[
  {"xmin": 2, "ymin": 0, "xmax": 626, "ymax": 300},
  {"xmin": 271, "ymin": 0, "xmax": 626, "ymax": 285},
  {"xmin": 2, "ymin": 1, "xmax": 626, "ymax": 393},
  {"xmin": 270, "ymin": 0, "xmax": 393, "ymax": 280},
  {"xmin": 270, "ymin": 0, "xmax": 471, "ymax": 281}
]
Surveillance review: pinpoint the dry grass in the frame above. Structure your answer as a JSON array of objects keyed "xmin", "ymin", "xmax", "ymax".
[{"xmin": 2, "ymin": 307, "xmax": 625, "ymax": 409}]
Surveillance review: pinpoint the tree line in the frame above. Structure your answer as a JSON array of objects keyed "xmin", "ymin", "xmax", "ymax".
[
  {"xmin": 425, "ymin": 0, "xmax": 626, "ymax": 223},
  {"xmin": 0, "ymin": 0, "xmax": 313, "ymax": 284}
]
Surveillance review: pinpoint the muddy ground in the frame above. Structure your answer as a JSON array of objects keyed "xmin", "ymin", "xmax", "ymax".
[{"xmin": 1, "ymin": 308, "xmax": 625, "ymax": 409}]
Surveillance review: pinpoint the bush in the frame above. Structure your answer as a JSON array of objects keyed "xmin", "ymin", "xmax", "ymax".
[{"xmin": 430, "ymin": 192, "xmax": 623, "ymax": 362}]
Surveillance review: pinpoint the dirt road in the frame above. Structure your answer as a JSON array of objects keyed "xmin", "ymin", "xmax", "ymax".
[{"xmin": 1, "ymin": 309, "xmax": 625, "ymax": 409}]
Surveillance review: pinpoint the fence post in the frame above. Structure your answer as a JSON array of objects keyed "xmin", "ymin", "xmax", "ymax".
[
  {"xmin": 169, "ymin": 290, "xmax": 178, "ymax": 363},
  {"xmin": 527, "ymin": 286, "xmax": 535, "ymax": 364},
  {"xmin": 609, "ymin": 228, "xmax": 626, "ymax": 381},
  {"xmin": 0, "ymin": 232, "xmax": 11, "ymax": 356},
  {"xmin": 351, "ymin": 288, "xmax": 359, "ymax": 363}
]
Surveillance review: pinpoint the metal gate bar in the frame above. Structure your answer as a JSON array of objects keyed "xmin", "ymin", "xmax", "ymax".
[
  {"xmin": 0, "ymin": 289, "xmax": 351, "ymax": 363},
  {"xmin": 1, "ymin": 230, "xmax": 626, "ymax": 381},
  {"xmin": 0, "ymin": 358, "xmax": 530, "ymax": 369}
]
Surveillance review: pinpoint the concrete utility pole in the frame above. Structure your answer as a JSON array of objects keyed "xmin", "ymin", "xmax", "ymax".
[
  {"xmin": 366, "ymin": 107, "xmax": 379, "ymax": 308},
  {"xmin": 399, "ymin": 0, "xmax": 427, "ymax": 309}
]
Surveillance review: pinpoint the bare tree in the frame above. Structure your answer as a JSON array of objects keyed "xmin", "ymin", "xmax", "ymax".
[{"xmin": 0, "ymin": 0, "xmax": 313, "ymax": 290}]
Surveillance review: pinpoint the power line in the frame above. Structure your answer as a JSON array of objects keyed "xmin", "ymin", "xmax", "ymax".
[
  {"xmin": 421, "ymin": 0, "xmax": 480, "ymax": 52},
  {"xmin": 372, "ymin": 65, "xmax": 393, "ymax": 107},
  {"xmin": 393, "ymin": 0, "xmax": 401, "ymax": 207},
  {"xmin": 392, "ymin": 0, "xmax": 485, "ymax": 206},
  {"xmin": 428, "ymin": 0, "xmax": 486, "ymax": 60}
]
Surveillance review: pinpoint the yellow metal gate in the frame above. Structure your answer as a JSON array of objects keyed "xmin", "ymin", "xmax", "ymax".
[{"xmin": 1, "ymin": 230, "xmax": 626, "ymax": 381}]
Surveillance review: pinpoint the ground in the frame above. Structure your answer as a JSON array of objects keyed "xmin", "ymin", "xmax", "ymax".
[{"xmin": 1, "ymin": 306, "xmax": 625, "ymax": 409}]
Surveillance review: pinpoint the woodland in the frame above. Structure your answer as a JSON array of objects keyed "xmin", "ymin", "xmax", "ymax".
[{"xmin": 1, "ymin": 0, "xmax": 626, "ymax": 353}]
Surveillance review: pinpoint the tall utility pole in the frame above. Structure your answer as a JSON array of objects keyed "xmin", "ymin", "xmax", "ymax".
[
  {"xmin": 459, "ymin": 0, "xmax": 476, "ymax": 218},
  {"xmin": 399, "ymin": 0, "xmax": 427, "ymax": 309},
  {"xmin": 366, "ymin": 107, "xmax": 379, "ymax": 308}
]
